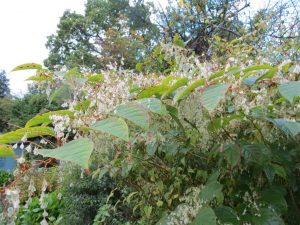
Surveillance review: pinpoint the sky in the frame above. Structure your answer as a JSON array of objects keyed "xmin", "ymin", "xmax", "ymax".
[{"xmin": 0, "ymin": 0, "xmax": 266, "ymax": 96}]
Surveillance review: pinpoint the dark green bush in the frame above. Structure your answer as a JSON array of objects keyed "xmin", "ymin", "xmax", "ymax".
[{"xmin": 60, "ymin": 166, "xmax": 119, "ymax": 225}]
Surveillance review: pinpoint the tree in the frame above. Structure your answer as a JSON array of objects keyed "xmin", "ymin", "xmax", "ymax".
[
  {"xmin": 44, "ymin": 0, "xmax": 160, "ymax": 71},
  {"xmin": 0, "ymin": 70, "xmax": 10, "ymax": 97},
  {"xmin": 9, "ymin": 85, "xmax": 61, "ymax": 128}
]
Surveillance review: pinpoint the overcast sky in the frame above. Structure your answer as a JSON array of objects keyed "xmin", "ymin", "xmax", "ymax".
[{"xmin": 0, "ymin": 0, "xmax": 265, "ymax": 96}]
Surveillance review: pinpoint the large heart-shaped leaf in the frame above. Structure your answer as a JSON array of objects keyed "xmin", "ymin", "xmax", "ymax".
[
  {"xmin": 25, "ymin": 110, "xmax": 74, "ymax": 128},
  {"xmin": 37, "ymin": 138, "xmax": 94, "ymax": 169},
  {"xmin": 200, "ymin": 84, "xmax": 230, "ymax": 113},
  {"xmin": 215, "ymin": 206, "xmax": 239, "ymax": 225},
  {"xmin": 268, "ymin": 118, "xmax": 300, "ymax": 137},
  {"xmin": 113, "ymin": 103, "xmax": 150, "ymax": 130},
  {"xmin": 12, "ymin": 63, "xmax": 42, "ymax": 71},
  {"xmin": 191, "ymin": 207, "xmax": 217, "ymax": 225},
  {"xmin": 91, "ymin": 117, "xmax": 129, "ymax": 141},
  {"xmin": 136, "ymin": 98, "xmax": 168, "ymax": 115},
  {"xmin": 0, "ymin": 145, "xmax": 16, "ymax": 158},
  {"xmin": 278, "ymin": 81, "xmax": 300, "ymax": 103},
  {"xmin": 252, "ymin": 208, "xmax": 284, "ymax": 225},
  {"xmin": 0, "ymin": 127, "xmax": 55, "ymax": 144},
  {"xmin": 200, "ymin": 181, "xmax": 223, "ymax": 203}
]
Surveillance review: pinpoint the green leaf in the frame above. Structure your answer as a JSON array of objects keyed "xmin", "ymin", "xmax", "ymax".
[
  {"xmin": 243, "ymin": 64, "xmax": 273, "ymax": 73},
  {"xmin": 252, "ymin": 208, "xmax": 284, "ymax": 225},
  {"xmin": 26, "ymin": 75, "xmax": 52, "ymax": 82},
  {"xmin": 12, "ymin": 63, "xmax": 42, "ymax": 71},
  {"xmin": 87, "ymin": 73, "xmax": 103, "ymax": 84},
  {"xmin": 37, "ymin": 138, "xmax": 94, "ymax": 169},
  {"xmin": 215, "ymin": 206, "xmax": 239, "ymax": 225},
  {"xmin": 74, "ymin": 100, "xmax": 91, "ymax": 112},
  {"xmin": 113, "ymin": 103, "xmax": 150, "ymax": 130},
  {"xmin": 261, "ymin": 186, "xmax": 287, "ymax": 214},
  {"xmin": 282, "ymin": 62, "xmax": 292, "ymax": 73},
  {"xmin": 135, "ymin": 63, "xmax": 143, "ymax": 72},
  {"xmin": 146, "ymin": 142, "xmax": 158, "ymax": 156},
  {"xmin": 200, "ymin": 84, "xmax": 230, "ymax": 113},
  {"xmin": 91, "ymin": 117, "xmax": 129, "ymax": 142},
  {"xmin": 173, "ymin": 78, "xmax": 205, "ymax": 102},
  {"xmin": 278, "ymin": 81, "xmax": 300, "ymax": 103},
  {"xmin": 173, "ymin": 33, "xmax": 185, "ymax": 48},
  {"xmin": 208, "ymin": 114, "xmax": 241, "ymax": 131},
  {"xmin": 257, "ymin": 67, "xmax": 278, "ymax": 82},
  {"xmin": 162, "ymin": 75, "xmax": 178, "ymax": 86},
  {"xmin": 208, "ymin": 70, "xmax": 225, "ymax": 81},
  {"xmin": 136, "ymin": 98, "xmax": 168, "ymax": 115},
  {"xmin": 268, "ymin": 118, "xmax": 300, "ymax": 137},
  {"xmin": 269, "ymin": 163, "xmax": 287, "ymax": 179},
  {"xmin": 200, "ymin": 181, "xmax": 223, "ymax": 203},
  {"xmin": 0, "ymin": 145, "xmax": 16, "ymax": 158},
  {"xmin": 224, "ymin": 143, "xmax": 240, "ymax": 167},
  {"xmin": 161, "ymin": 77, "xmax": 188, "ymax": 99},
  {"xmin": 191, "ymin": 207, "xmax": 217, "ymax": 225},
  {"xmin": 50, "ymin": 84, "xmax": 72, "ymax": 103},
  {"xmin": 137, "ymin": 85, "xmax": 167, "ymax": 99},
  {"xmin": 0, "ymin": 127, "xmax": 55, "ymax": 144},
  {"xmin": 25, "ymin": 110, "xmax": 74, "ymax": 128}
]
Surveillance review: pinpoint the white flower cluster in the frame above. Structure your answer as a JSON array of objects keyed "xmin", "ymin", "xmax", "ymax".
[
  {"xmin": 49, "ymin": 115, "xmax": 71, "ymax": 138},
  {"xmin": 166, "ymin": 187, "xmax": 203, "ymax": 225}
]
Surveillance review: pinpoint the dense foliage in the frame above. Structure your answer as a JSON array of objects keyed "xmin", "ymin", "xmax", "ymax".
[{"xmin": 0, "ymin": 0, "xmax": 300, "ymax": 224}]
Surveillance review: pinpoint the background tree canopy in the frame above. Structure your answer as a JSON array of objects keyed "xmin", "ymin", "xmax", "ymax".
[{"xmin": 44, "ymin": 0, "xmax": 159, "ymax": 70}]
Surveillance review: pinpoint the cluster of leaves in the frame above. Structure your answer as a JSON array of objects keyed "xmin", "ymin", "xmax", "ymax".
[
  {"xmin": 16, "ymin": 191, "xmax": 63, "ymax": 225},
  {"xmin": 1, "ymin": 47, "xmax": 299, "ymax": 224}
]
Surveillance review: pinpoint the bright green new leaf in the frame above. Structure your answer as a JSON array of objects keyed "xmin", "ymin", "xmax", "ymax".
[
  {"xmin": 91, "ymin": 117, "xmax": 129, "ymax": 141},
  {"xmin": 173, "ymin": 78, "xmax": 205, "ymax": 102},
  {"xmin": 0, "ymin": 145, "xmax": 16, "ymax": 158},
  {"xmin": 243, "ymin": 64, "xmax": 273, "ymax": 73},
  {"xmin": 0, "ymin": 127, "xmax": 55, "ymax": 144},
  {"xmin": 257, "ymin": 66, "xmax": 278, "ymax": 82},
  {"xmin": 137, "ymin": 85, "xmax": 167, "ymax": 99},
  {"xmin": 278, "ymin": 81, "xmax": 300, "ymax": 103},
  {"xmin": 12, "ymin": 63, "xmax": 42, "ymax": 71},
  {"xmin": 208, "ymin": 69, "xmax": 225, "ymax": 81},
  {"xmin": 87, "ymin": 73, "xmax": 103, "ymax": 84},
  {"xmin": 136, "ymin": 98, "xmax": 168, "ymax": 115},
  {"xmin": 113, "ymin": 103, "xmax": 150, "ymax": 130},
  {"xmin": 191, "ymin": 207, "xmax": 217, "ymax": 225},
  {"xmin": 37, "ymin": 138, "xmax": 94, "ymax": 169},
  {"xmin": 161, "ymin": 75, "xmax": 178, "ymax": 86},
  {"xmin": 200, "ymin": 84, "xmax": 230, "ymax": 113},
  {"xmin": 161, "ymin": 77, "xmax": 188, "ymax": 99},
  {"xmin": 268, "ymin": 118, "xmax": 300, "ymax": 137},
  {"xmin": 25, "ymin": 110, "xmax": 74, "ymax": 128},
  {"xmin": 74, "ymin": 100, "xmax": 91, "ymax": 112}
]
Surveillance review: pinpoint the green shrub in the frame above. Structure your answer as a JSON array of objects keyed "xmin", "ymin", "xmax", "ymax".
[
  {"xmin": 60, "ymin": 166, "xmax": 122, "ymax": 225},
  {"xmin": 0, "ymin": 170, "xmax": 13, "ymax": 187},
  {"xmin": 16, "ymin": 191, "xmax": 63, "ymax": 225}
]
